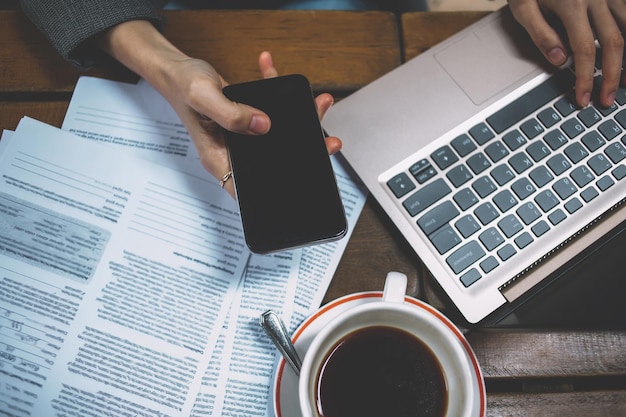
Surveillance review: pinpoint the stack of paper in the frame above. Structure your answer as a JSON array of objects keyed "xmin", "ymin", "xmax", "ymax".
[{"xmin": 0, "ymin": 77, "xmax": 367, "ymax": 417}]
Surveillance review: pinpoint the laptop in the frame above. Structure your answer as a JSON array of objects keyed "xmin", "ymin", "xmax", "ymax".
[{"xmin": 322, "ymin": 6, "xmax": 626, "ymax": 325}]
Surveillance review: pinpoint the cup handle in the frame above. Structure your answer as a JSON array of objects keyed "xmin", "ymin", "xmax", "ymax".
[{"xmin": 382, "ymin": 272, "xmax": 408, "ymax": 303}]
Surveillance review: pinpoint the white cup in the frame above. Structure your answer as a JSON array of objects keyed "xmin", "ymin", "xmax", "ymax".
[{"xmin": 298, "ymin": 272, "xmax": 485, "ymax": 417}]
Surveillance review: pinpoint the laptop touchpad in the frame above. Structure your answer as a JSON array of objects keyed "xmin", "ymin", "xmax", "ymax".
[{"xmin": 434, "ymin": 11, "xmax": 548, "ymax": 105}]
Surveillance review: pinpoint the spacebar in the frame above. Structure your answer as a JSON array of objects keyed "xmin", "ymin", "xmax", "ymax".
[{"xmin": 486, "ymin": 69, "xmax": 575, "ymax": 134}]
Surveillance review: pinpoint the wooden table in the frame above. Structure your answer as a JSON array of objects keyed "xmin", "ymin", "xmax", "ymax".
[{"xmin": 1, "ymin": 8, "xmax": 625, "ymax": 416}]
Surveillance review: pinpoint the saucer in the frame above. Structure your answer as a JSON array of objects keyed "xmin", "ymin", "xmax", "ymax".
[{"xmin": 270, "ymin": 291, "xmax": 486, "ymax": 417}]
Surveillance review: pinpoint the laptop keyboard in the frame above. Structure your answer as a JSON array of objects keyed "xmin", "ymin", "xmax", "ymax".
[{"xmin": 387, "ymin": 68, "xmax": 626, "ymax": 288}]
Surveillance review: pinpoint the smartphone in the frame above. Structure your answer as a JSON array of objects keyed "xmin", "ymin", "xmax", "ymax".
[{"xmin": 223, "ymin": 74, "xmax": 347, "ymax": 253}]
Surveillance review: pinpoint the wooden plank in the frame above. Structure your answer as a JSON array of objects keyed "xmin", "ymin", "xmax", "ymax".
[
  {"xmin": 401, "ymin": 11, "xmax": 489, "ymax": 61},
  {"xmin": 466, "ymin": 330, "xmax": 626, "ymax": 379},
  {"xmin": 487, "ymin": 391, "xmax": 626, "ymax": 417},
  {"xmin": 0, "ymin": 101, "xmax": 68, "ymax": 131},
  {"xmin": 0, "ymin": 10, "xmax": 400, "ymax": 94},
  {"xmin": 163, "ymin": 10, "xmax": 401, "ymax": 92}
]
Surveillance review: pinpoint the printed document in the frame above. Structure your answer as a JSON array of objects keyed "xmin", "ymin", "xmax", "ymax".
[{"xmin": 0, "ymin": 76, "xmax": 367, "ymax": 416}]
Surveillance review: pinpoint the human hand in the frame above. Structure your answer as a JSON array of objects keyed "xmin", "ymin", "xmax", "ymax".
[
  {"xmin": 163, "ymin": 51, "xmax": 341, "ymax": 198},
  {"xmin": 508, "ymin": 0, "xmax": 625, "ymax": 108}
]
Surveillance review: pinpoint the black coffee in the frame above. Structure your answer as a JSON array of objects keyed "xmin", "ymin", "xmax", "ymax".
[{"xmin": 316, "ymin": 325, "xmax": 447, "ymax": 417}]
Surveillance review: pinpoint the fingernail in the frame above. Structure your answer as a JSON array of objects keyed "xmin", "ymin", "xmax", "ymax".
[
  {"xmin": 581, "ymin": 92, "xmax": 591, "ymax": 108},
  {"xmin": 547, "ymin": 47, "xmax": 567, "ymax": 65},
  {"xmin": 249, "ymin": 115, "xmax": 270, "ymax": 134},
  {"xmin": 607, "ymin": 91, "xmax": 616, "ymax": 106}
]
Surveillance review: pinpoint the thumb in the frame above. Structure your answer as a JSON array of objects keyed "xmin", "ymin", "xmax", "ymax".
[
  {"xmin": 195, "ymin": 85, "xmax": 271, "ymax": 135},
  {"xmin": 510, "ymin": 1, "xmax": 569, "ymax": 66}
]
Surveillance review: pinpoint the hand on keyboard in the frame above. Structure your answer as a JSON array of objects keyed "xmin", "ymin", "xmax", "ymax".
[{"xmin": 508, "ymin": 0, "xmax": 625, "ymax": 108}]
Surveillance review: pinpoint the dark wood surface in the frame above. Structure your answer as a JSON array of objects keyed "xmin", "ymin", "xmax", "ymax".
[{"xmin": 1, "ymin": 9, "xmax": 625, "ymax": 416}]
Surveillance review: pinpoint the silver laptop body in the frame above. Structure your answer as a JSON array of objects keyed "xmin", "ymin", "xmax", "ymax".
[{"xmin": 323, "ymin": 7, "xmax": 626, "ymax": 324}]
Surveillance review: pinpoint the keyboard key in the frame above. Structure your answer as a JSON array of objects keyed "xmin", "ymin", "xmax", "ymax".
[
  {"xmin": 581, "ymin": 186, "xmax": 599, "ymax": 202},
  {"xmin": 469, "ymin": 122, "xmax": 495, "ymax": 145},
  {"xmin": 614, "ymin": 108, "xmax": 626, "ymax": 128},
  {"xmin": 535, "ymin": 189, "xmax": 560, "ymax": 212},
  {"xmin": 460, "ymin": 268, "xmax": 482, "ymax": 287},
  {"xmin": 410, "ymin": 159, "xmax": 437, "ymax": 184},
  {"xmin": 502, "ymin": 129, "xmax": 527, "ymax": 151},
  {"xmin": 517, "ymin": 202, "xmax": 541, "ymax": 225},
  {"xmin": 570, "ymin": 166, "xmax": 595, "ymax": 187},
  {"xmin": 565, "ymin": 197, "xmax": 583, "ymax": 214},
  {"xmin": 544, "ymin": 130, "xmax": 569, "ymax": 150},
  {"xmin": 485, "ymin": 141, "xmax": 509, "ymax": 162},
  {"xmin": 548, "ymin": 208, "xmax": 567, "ymax": 225},
  {"xmin": 467, "ymin": 153, "xmax": 491, "ymax": 174},
  {"xmin": 453, "ymin": 188, "xmax": 479, "ymax": 210},
  {"xmin": 498, "ymin": 214, "xmax": 523, "ymax": 238},
  {"xmin": 402, "ymin": 178, "xmax": 451, "ymax": 217},
  {"xmin": 520, "ymin": 118, "xmax": 544, "ymax": 139},
  {"xmin": 479, "ymin": 227, "xmax": 505, "ymax": 251},
  {"xmin": 472, "ymin": 176, "xmax": 497, "ymax": 198},
  {"xmin": 588, "ymin": 154, "xmax": 612, "ymax": 175},
  {"xmin": 561, "ymin": 118, "xmax": 585, "ymax": 138},
  {"xmin": 598, "ymin": 119, "xmax": 622, "ymax": 140},
  {"xmin": 474, "ymin": 202, "xmax": 499, "ymax": 225},
  {"xmin": 479, "ymin": 256, "xmax": 499, "ymax": 274},
  {"xmin": 553, "ymin": 177, "xmax": 578, "ymax": 199},
  {"xmin": 527, "ymin": 141, "xmax": 552, "ymax": 162},
  {"xmin": 578, "ymin": 106, "xmax": 602, "ymax": 127},
  {"xmin": 447, "ymin": 241, "xmax": 486, "ymax": 274},
  {"xmin": 491, "ymin": 164, "xmax": 516, "ymax": 186},
  {"xmin": 417, "ymin": 201, "xmax": 460, "ymax": 235},
  {"xmin": 487, "ymin": 69, "xmax": 575, "ymax": 133},
  {"xmin": 564, "ymin": 142, "xmax": 589, "ymax": 163},
  {"xmin": 581, "ymin": 131, "xmax": 606, "ymax": 152},
  {"xmin": 514, "ymin": 232, "xmax": 534, "ymax": 249},
  {"xmin": 429, "ymin": 224, "xmax": 462, "ymax": 255},
  {"xmin": 431, "ymin": 146, "xmax": 459, "ymax": 170},
  {"xmin": 547, "ymin": 154, "xmax": 572, "ymax": 175},
  {"xmin": 455, "ymin": 214, "xmax": 481, "ymax": 238},
  {"xmin": 512, "ymin": 178, "xmax": 537, "ymax": 200},
  {"xmin": 531, "ymin": 220, "xmax": 550, "ymax": 237},
  {"xmin": 497, "ymin": 244, "xmax": 517, "ymax": 261},
  {"xmin": 554, "ymin": 96, "xmax": 577, "ymax": 117},
  {"xmin": 613, "ymin": 164, "xmax": 626, "ymax": 180},
  {"xmin": 605, "ymin": 142, "xmax": 626, "ymax": 163},
  {"xmin": 537, "ymin": 107, "xmax": 561, "ymax": 128},
  {"xmin": 493, "ymin": 190, "xmax": 518, "ymax": 213},
  {"xmin": 387, "ymin": 172, "xmax": 415, "ymax": 198},
  {"xmin": 597, "ymin": 175, "xmax": 615, "ymax": 191},
  {"xmin": 509, "ymin": 153, "xmax": 534, "ymax": 174},
  {"xmin": 451, "ymin": 134, "xmax": 476, "ymax": 157},
  {"xmin": 529, "ymin": 165, "xmax": 554, "ymax": 187},
  {"xmin": 447, "ymin": 164, "xmax": 473, "ymax": 187}
]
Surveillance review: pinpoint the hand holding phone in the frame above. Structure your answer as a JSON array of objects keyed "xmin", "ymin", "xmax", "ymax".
[{"xmin": 223, "ymin": 74, "xmax": 347, "ymax": 253}]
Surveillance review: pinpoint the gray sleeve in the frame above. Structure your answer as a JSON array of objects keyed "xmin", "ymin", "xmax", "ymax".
[{"xmin": 20, "ymin": 0, "xmax": 166, "ymax": 70}]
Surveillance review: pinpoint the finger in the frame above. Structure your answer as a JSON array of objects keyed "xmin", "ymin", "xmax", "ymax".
[
  {"xmin": 558, "ymin": 9, "xmax": 597, "ymax": 107},
  {"xmin": 259, "ymin": 51, "xmax": 279, "ymax": 79},
  {"xmin": 314, "ymin": 93, "xmax": 334, "ymax": 120},
  {"xmin": 191, "ymin": 84, "xmax": 271, "ymax": 135},
  {"xmin": 591, "ymin": 3, "xmax": 624, "ymax": 107},
  {"xmin": 324, "ymin": 136, "xmax": 342, "ymax": 155},
  {"xmin": 509, "ymin": 0, "xmax": 569, "ymax": 66}
]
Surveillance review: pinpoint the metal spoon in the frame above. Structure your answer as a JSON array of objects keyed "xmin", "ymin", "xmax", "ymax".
[{"xmin": 260, "ymin": 310, "xmax": 302, "ymax": 376}]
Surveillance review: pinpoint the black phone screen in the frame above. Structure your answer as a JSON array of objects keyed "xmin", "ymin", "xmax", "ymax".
[{"xmin": 223, "ymin": 74, "xmax": 347, "ymax": 253}]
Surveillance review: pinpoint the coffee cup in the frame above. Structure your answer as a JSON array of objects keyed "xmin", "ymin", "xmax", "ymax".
[{"xmin": 298, "ymin": 272, "xmax": 485, "ymax": 417}]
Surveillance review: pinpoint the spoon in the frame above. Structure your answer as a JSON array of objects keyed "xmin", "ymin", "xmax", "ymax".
[{"xmin": 259, "ymin": 310, "xmax": 302, "ymax": 376}]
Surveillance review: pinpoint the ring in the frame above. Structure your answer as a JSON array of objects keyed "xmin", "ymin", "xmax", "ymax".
[{"xmin": 219, "ymin": 170, "xmax": 233, "ymax": 187}]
